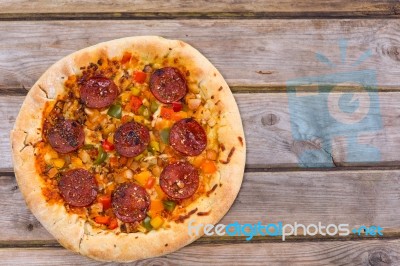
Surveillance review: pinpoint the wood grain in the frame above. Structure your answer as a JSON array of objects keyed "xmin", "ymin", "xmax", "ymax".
[
  {"xmin": 2, "ymin": 91, "xmax": 400, "ymax": 170},
  {"xmin": 3, "ymin": 169, "xmax": 400, "ymax": 242},
  {"xmin": 1, "ymin": 20, "xmax": 400, "ymax": 91},
  {"xmin": 0, "ymin": 0, "xmax": 399, "ymax": 19},
  {"xmin": 3, "ymin": 239, "xmax": 400, "ymax": 265}
]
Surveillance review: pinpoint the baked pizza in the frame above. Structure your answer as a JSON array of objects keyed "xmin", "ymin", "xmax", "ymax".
[{"xmin": 11, "ymin": 36, "xmax": 245, "ymax": 262}]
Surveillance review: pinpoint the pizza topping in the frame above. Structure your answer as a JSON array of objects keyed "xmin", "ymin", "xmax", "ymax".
[
  {"xmin": 101, "ymin": 139, "xmax": 115, "ymax": 152},
  {"xmin": 95, "ymin": 215, "xmax": 111, "ymax": 225},
  {"xmin": 37, "ymin": 48, "xmax": 224, "ymax": 234},
  {"xmin": 163, "ymin": 200, "xmax": 176, "ymax": 212},
  {"xmin": 80, "ymin": 77, "xmax": 119, "ymax": 109},
  {"xmin": 58, "ymin": 168, "xmax": 98, "ymax": 207},
  {"xmin": 149, "ymin": 67, "xmax": 187, "ymax": 103},
  {"xmin": 188, "ymin": 98, "xmax": 201, "ymax": 110},
  {"xmin": 150, "ymin": 216, "xmax": 164, "ymax": 229},
  {"xmin": 128, "ymin": 96, "xmax": 142, "ymax": 113},
  {"xmin": 112, "ymin": 182, "xmax": 150, "ymax": 223},
  {"xmin": 169, "ymin": 118, "xmax": 207, "ymax": 156},
  {"xmin": 133, "ymin": 71, "xmax": 147, "ymax": 84},
  {"xmin": 160, "ymin": 162, "xmax": 199, "ymax": 200},
  {"xmin": 107, "ymin": 104, "xmax": 122, "ymax": 119},
  {"xmin": 114, "ymin": 122, "xmax": 150, "ymax": 157},
  {"xmin": 98, "ymin": 195, "xmax": 112, "ymax": 210},
  {"xmin": 47, "ymin": 119, "xmax": 85, "ymax": 154},
  {"xmin": 143, "ymin": 216, "xmax": 153, "ymax": 230},
  {"xmin": 93, "ymin": 146, "xmax": 108, "ymax": 165},
  {"xmin": 159, "ymin": 128, "xmax": 171, "ymax": 144},
  {"xmin": 172, "ymin": 101, "xmax": 183, "ymax": 112},
  {"xmin": 108, "ymin": 218, "xmax": 119, "ymax": 230}
]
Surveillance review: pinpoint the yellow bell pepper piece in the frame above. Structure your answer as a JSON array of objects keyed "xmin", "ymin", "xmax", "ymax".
[
  {"xmin": 52, "ymin": 158, "xmax": 65, "ymax": 169},
  {"xmin": 154, "ymin": 185, "xmax": 166, "ymax": 199},
  {"xmin": 150, "ymin": 216, "xmax": 164, "ymax": 229},
  {"xmin": 71, "ymin": 156, "xmax": 83, "ymax": 167},
  {"xmin": 134, "ymin": 171, "xmax": 151, "ymax": 186}
]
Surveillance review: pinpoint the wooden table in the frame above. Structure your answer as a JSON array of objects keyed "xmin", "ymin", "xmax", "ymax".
[{"xmin": 2, "ymin": 1, "xmax": 400, "ymax": 265}]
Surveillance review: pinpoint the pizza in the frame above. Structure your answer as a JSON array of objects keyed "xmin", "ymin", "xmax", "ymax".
[{"xmin": 11, "ymin": 36, "xmax": 245, "ymax": 262}]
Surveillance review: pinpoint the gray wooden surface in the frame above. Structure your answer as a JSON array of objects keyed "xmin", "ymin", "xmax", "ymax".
[{"xmin": 2, "ymin": 1, "xmax": 400, "ymax": 265}]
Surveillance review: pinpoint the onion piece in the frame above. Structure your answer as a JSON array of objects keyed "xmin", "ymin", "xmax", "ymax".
[{"xmin": 188, "ymin": 98, "xmax": 201, "ymax": 110}]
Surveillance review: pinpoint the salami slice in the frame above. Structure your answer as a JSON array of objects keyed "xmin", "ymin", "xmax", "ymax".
[
  {"xmin": 47, "ymin": 119, "xmax": 85, "ymax": 153},
  {"xmin": 114, "ymin": 122, "xmax": 150, "ymax": 158},
  {"xmin": 149, "ymin": 67, "xmax": 187, "ymax": 103},
  {"xmin": 160, "ymin": 162, "xmax": 199, "ymax": 200},
  {"xmin": 112, "ymin": 183, "xmax": 150, "ymax": 223},
  {"xmin": 80, "ymin": 77, "xmax": 119, "ymax": 108},
  {"xmin": 58, "ymin": 168, "xmax": 98, "ymax": 207},
  {"xmin": 169, "ymin": 118, "xmax": 207, "ymax": 156}
]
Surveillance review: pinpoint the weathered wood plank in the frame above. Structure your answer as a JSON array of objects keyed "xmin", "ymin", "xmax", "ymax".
[
  {"xmin": 3, "ymin": 169, "xmax": 400, "ymax": 242},
  {"xmin": 3, "ymin": 239, "xmax": 400, "ymax": 265},
  {"xmin": 0, "ymin": 0, "xmax": 398, "ymax": 18},
  {"xmin": 1, "ymin": 20, "xmax": 400, "ymax": 90},
  {"xmin": 2, "ymin": 92, "xmax": 400, "ymax": 170}
]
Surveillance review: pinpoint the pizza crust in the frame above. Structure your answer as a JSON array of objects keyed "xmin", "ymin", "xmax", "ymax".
[{"xmin": 11, "ymin": 36, "xmax": 245, "ymax": 262}]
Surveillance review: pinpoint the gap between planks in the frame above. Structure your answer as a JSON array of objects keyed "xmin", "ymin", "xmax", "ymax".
[
  {"xmin": 2, "ymin": 233, "xmax": 400, "ymax": 249},
  {"xmin": 1, "ymin": 12, "xmax": 400, "ymax": 21}
]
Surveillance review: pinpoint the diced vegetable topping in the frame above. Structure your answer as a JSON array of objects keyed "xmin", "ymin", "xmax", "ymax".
[
  {"xmin": 107, "ymin": 104, "xmax": 122, "ymax": 119},
  {"xmin": 150, "ymin": 216, "xmax": 164, "ymax": 229},
  {"xmin": 150, "ymin": 141, "xmax": 160, "ymax": 152},
  {"xmin": 98, "ymin": 195, "xmax": 111, "ymax": 210},
  {"xmin": 129, "ymin": 96, "xmax": 142, "ymax": 113},
  {"xmin": 150, "ymin": 101, "xmax": 159, "ymax": 113},
  {"xmin": 94, "ymin": 146, "xmax": 108, "ymax": 165},
  {"xmin": 134, "ymin": 171, "xmax": 152, "ymax": 186},
  {"xmin": 145, "ymin": 176, "xmax": 156, "ymax": 189},
  {"xmin": 163, "ymin": 200, "xmax": 176, "ymax": 212},
  {"xmin": 160, "ymin": 107, "xmax": 174, "ymax": 120},
  {"xmin": 149, "ymin": 199, "xmax": 164, "ymax": 217},
  {"xmin": 108, "ymin": 218, "xmax": 118, "ymax": 230},
  {"xmin": 131, "ymin": 86, "xmax": 141, "ymax": 96},
  {"xmin": 101, "ymin": 139, "xmax": 115, "ymax": 152},
  {"xmin": 143, "ymin": 216, "xmax": 153, "ymax": 231},
  {"xmin": 52, "ymin": 158, "xmax": 65, "ymax": 169},
  {"xmin": 138, "ymin": 105, "xmax": 150, "ymax": 119},
  {"xmin": 160, "ymin": 128, "xmax": 170, "ymax": 144},
  {"xmin": 95, "ymin": 215, "xmax": 111, "ymax": 225},
  {"xmin": 172, "ymin": 102, "xmax": 183, "ymax": 112},
  {"xmin": 155, "ymin": 185, "xmax": 166, "ymax": 199},
  {"xmin": 133, "ymin": 71, "xmax": 147, "ymax": 84}
]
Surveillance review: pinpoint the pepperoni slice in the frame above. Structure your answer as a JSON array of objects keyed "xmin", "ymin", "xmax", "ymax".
[
  {"xmin": 169, "ymin": 118, "xmax": 207, "ymax": 156},
  {"xmin": 80, "ymin": 77, "xmax": 119, "ymax": 108},
  {"xmin": 149, "ymin": 67, "xmax": 187, "ymax": 103},
  {"xmin": 160, "ymin": 162, "xmax": 199, "ymax": 200},
  {"xmin": 47, "ymin": 119, "xmax": 84, "ymax": 154},
  {"xmin": 58, "ymin": 168, "xmax": 98, "ymax": 207},
  {"xmin": 112, "ymin": 183, "xmax": 150, "ymax": 223},
  {"xmin": 114, "ymin": 122, "xmax": 150, "ymax": 158}
]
